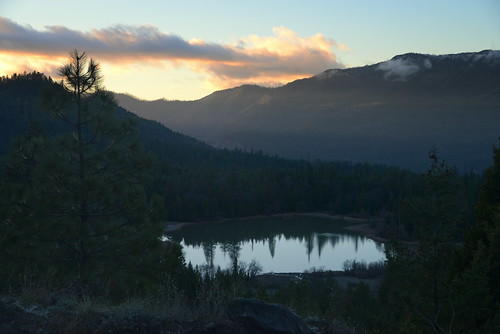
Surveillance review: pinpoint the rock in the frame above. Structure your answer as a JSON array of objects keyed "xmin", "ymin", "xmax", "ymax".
[
  {"xmin": 226, "ymin": 298, "xmax": 314, "ymax": 334},
  {"xmin": 304, "ymin": 317, "xmax": 330, "ymax": 334},
  {"xmin": 249, "ymin": 273, "xmax": 302, "ymax": 290},
  {"xmin": 179, "ymin": 321, "xmax": 243, "ymax": 334},
  {"xmin": 0, "ymin": 299, "xmax": 49, "ymax": 334}
]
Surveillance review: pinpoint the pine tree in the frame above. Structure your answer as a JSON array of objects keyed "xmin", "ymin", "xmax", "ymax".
[
  {"xmin": 385, "ymin": 151, "xmax": 462, "ymax": 333},
  {"xmin": 452, "ymin": 142, "xmax": 500, "ymax": 333},
  {"xmin": 0, "ymin": 50, "xmax": 165, "ymax": 296}
]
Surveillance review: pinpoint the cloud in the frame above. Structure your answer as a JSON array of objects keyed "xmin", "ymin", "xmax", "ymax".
[
  {"xmin": 0, "ymin": 17, "xmax": 345, "ymax": 91},
  {"xmin": 0, "ymin": 17, "xmax": 236, "ymax": 61},
  {"xmin": 423, "ymin": 58, "xmax": 432, "ymax": 69},
  {"xmin": 0, "ymin": 51, "xmax": 67, "ymax": 77},
  {"xmin": 197, "ymin": 26, "xmax": 344, "ymax": 88},
  {"xmin": 376, "ymin": 58, "xmax": 420, "ymax": 80}
]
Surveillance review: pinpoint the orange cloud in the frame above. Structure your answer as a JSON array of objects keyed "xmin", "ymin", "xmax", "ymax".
[
  {"xmin": 189, "ymin": 26, "xmax": 345, "ymax": 90},
  {"xmin": 0, "ymin": 17, "xmax": 346, "ymax": 97},
  {"xmin": 0, "ymin": 51, "xmax": 66, "ymax": 77}
]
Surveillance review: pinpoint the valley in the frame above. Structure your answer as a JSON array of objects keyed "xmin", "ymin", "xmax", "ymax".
[{"xmin": 0, "ymin": 50, "xmax": 498, "ymax": 334}]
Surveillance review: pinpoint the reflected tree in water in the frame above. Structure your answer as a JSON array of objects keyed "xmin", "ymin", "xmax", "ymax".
[
  {"xmin": 306, "ymin": 233, "xmax": 314, "ymax": 262},
  {"xmin": 268, "ymin": 235, "xmax": 276, "ymax": 258},
  {"xmin": 317, "ymin": 234, "xmax": 328, "ymax": 258},
  {"xmin": 221, "ymin": 242, "xmax": 241, "ymax": 268},
  {"xmin": 202, "ymin": 241, "xmax": 216, "ymax": 267},
  {"xmin": 168, "ymin": 217, "xmax": 385, "ymax": 271}
]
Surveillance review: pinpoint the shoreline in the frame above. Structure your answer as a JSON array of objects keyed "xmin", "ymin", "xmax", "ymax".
[
  {"xmin": 250, "ymin": 271, "xmax": 384, "ymax": 292},
  {"xmin": 343, "ymin": 223, "xmax": 389, "ymax": 243},
  {"xmin": 165, "ymin": 212, "xmax": 386, "ymax": 242}
]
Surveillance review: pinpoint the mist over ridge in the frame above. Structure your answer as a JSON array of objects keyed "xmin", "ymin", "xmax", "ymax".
[{"xmin": 116, "ymin": 50, "xmax": 500, "ymax": 171}]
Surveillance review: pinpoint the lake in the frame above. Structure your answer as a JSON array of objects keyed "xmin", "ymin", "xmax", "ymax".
[{"xmin": 167, "ymin": 216, "xmax": 386, "ymax": 273}]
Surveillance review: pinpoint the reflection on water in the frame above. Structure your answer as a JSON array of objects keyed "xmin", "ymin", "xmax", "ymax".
[{"xmin": 167, "ymin": 217, "xmax": 385, "ymax": 273}]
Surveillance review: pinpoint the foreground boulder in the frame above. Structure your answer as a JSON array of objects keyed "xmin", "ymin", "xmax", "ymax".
[
  {"xmin": 0, "ymin": 297, "xmax": 317, "ymax": 333},
  {"xmin": 226, "ymin": 298, "xmax": 314, "ymax": 334}
]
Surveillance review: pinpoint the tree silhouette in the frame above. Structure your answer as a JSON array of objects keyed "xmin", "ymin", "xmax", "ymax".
[
  {"xmin": 0, "ymin": 50, "xmax": 164, "ymax": 296},
  {"xmin": 385, "ymin": 152, "xmax": 462, "ymax": 333}
]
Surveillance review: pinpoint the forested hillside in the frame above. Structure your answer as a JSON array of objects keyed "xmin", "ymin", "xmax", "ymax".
[
  {"xmin": 1, "ymin": 68, "xmax": 497, "ymax": 333},
  {"xmin": 117, "ymin": 50, "xmax": 500, "ymax": 172},
  {"xmin": 0, "ymin": 71, "xmax": 459, "ymax": 223}
]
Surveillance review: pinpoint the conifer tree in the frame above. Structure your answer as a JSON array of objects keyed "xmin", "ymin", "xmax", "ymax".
[
  {"xmin": 385, "ymin": 151, "xmax": 462, "ymax": 333},
  {"xmin": 452, "ymin": 142, "xmax": 500, "ymax": 333},
  {"xmin": 0, "ymin": 50, "xmax": 165, "ymax": 296}
]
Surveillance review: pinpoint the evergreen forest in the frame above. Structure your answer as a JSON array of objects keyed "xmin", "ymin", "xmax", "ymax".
[{"xmin": 0, "ymin": 52, "xmax": 498, "ymax": 333}]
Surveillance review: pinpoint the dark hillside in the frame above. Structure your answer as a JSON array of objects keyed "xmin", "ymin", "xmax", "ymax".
[
  {"xmin": 0, "ymin": 73, "xmax": 480, "ymax": 223},
  {"xmin": 117, "ymin": 50, "xmax": 500, "ymax": 171},
  {"xmin": 2, "ymin": 72, "xmax": 492, "ymax": 333}
]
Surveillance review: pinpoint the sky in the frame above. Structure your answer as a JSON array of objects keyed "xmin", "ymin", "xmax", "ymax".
[{"xmin": 1, "ymin": 0, "xmax": 499, "ymax": 101}]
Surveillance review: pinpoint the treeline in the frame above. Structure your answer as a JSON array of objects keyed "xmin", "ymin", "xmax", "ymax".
[
  {"xmin": 147, "ymin": 132, "xmax": 481, "ymax": 232},
  {"xmin": 381, "ymin": 148, "xmax": 500, "ymax": 333},
  {"xmin": 0, "ymin": 71, "xmax": 482, "ymax": 228},
  {"xmin": 168, "ymin": 147, "xmax": 499, "ymax": 334},
  {"xmin": 154, "ymin": 158, "xmax": 416, "ymax": 221}
]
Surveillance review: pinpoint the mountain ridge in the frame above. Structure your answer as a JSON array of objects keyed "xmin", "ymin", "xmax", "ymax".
[
  {"xmin": 116, "ymin": 50, "xmax": 500, "ymax": 171},
  {"xmin": 1, "ymin": 72, "xmax": 431, "ymax": 222}
]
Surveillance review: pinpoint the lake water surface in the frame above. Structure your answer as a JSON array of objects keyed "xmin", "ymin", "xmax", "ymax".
[{"xmin": 167, "ymin": 217, "xmax": 385, "ymax": 273}]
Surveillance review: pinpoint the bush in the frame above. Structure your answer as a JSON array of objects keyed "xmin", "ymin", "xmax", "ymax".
[{"xmin": 342, "ymin": 259, "xmax": 386, "ymax": 278}]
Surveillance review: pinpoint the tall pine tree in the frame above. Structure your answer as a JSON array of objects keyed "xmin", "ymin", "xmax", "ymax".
[
  {"xmin": 0, "ymin": 50, "xmax": 166, "ymax": 296},
  {"xmin": 384, "ymin": 151, "xmax": 462, "ymax": 334},
  {"xmin": 452, "ymin": 141, "xmax": 500, "ymax": 333}
]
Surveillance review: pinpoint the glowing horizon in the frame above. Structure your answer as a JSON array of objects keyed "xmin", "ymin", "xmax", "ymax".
[
  {"xmin": 1, "ymin": 0, "xmax": 499, "ymax": 100},
  {"xmin": 0, "ymin": 18, "xmax": 344, "ymax": 100}
]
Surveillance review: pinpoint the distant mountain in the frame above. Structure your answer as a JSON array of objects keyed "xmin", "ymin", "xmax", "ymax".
[
  {"xmin": 2, "ymin": 73, "xmax": 438, "ymax": 222},
  {"xmin": 116, "ymin": 50, "xmax": 500, "ymax": 171}
]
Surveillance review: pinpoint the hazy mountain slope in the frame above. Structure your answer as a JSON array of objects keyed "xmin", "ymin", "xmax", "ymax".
[
  {"xmin": 116, "ymin": 50, "xmax": 500, "ymax": 171},
  {"xmin": 0, "ymin": 73, "xmax": 217, "ymax": 171},
  {"xmin": 3, "ymin": 73, "xmax": 441, "ymax": 222}
]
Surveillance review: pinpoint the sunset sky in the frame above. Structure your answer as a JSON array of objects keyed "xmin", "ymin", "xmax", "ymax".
[{"xmin": 1, "ymin": 0, "xmax": 499, "ymax": 101}]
